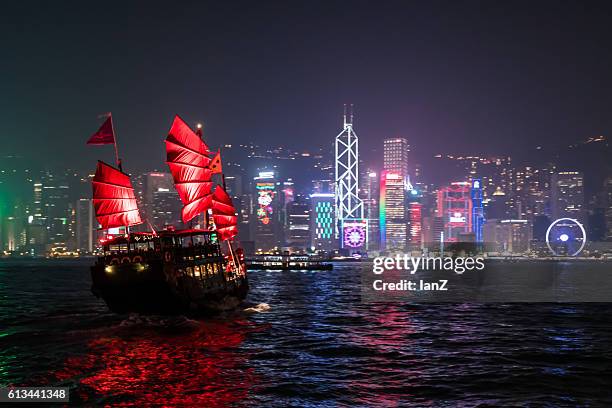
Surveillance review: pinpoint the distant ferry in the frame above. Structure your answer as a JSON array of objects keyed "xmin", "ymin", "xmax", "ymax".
[
  {"xmin": 246, "ymin": 254, "xmax": 333, "ymax": 271},
  {"xmin": 88, "ymin": 115, "xmax": 248, "ymax": 315}
]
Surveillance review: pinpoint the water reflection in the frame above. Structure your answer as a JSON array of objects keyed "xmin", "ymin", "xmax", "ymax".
[{"xmin": 52, "ymin": 318, "xmax": 261, "ymax": 406}]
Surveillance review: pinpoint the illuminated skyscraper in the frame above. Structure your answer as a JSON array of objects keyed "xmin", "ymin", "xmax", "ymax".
[
  {"xmin": 471, "ymin": 179, "xmax": 484, "ymax": 242},
  {"xmin": 253, "ymin": 170, "xmax": 282, "ymax": 252},
  {"xmin": 335, "ymin": 105, "xmax": 363, "ymax": 238},
  {"xmin": 437, "ymin": 182, "xmax": 472, "ymax": 242},
  {"xmin": 142, "ymin": 172, "xmax": 174, "ymax": 221},
  {"xmin": 551, "ymin": 171, "xmax": 584, "ymax": 221},
  {"xmin": 383, "ymin": 137, "xmax": 409, "ymax": 178},
  {"xmin": 151, "ymin": 189, "xmax": 182, "ymax": 228},
  {"xmin": 380, "ymin": 138, "xmax": 411, "ymax": 250},
  {"xmin": 310, "ymin": 193, "xmax": 335, "ymax": 252},
  {"xmin": 408, "ymin": 202, "xmax": 422, "ymax": 247},
  {"xmin": 380, "ymin": 170, "xmax": 407, "ymax": 250}
]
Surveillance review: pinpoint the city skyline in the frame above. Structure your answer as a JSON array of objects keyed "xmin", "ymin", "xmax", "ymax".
[{"xmin": 1, "ymin": 121, "xmax": 610, "ymax": 256}]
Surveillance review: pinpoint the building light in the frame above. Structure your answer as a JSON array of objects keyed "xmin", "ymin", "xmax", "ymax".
[{"xmin": 256, "ymin": 171, "xmax": 275, "ymax": 179}]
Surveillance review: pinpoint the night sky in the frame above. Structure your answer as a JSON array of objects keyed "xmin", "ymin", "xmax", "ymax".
[{"xmin": 2, "ymin": 1, "xmax": 612, "ymax": 172}]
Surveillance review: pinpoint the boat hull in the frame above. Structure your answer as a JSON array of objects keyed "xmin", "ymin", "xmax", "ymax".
[{"xmin": 91, "ymin": 259, "xmax": 248, "ymax": 316}]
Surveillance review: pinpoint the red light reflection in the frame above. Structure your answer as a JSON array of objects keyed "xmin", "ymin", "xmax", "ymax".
[{"xmin": 52, "ymin": 319, "xmax": 261, "ymax": 406}]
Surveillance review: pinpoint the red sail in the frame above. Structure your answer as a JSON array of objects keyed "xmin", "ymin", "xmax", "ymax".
[
  {"xmin": 165, "ymin": 115, "xmax": 214, "ymax": 223},
  {"xmin": 92, "ymin": 161, "xmax": 142, "ymax": 229},
  {"xmin": 211, "ymin": 185, "xmax": 238, "ymax": 241}
]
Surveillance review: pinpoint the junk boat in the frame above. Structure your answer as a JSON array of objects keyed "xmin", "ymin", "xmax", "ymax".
[
  {"xmin": 247, "ymin": 253, "xmax": 333, "ymax": 271},
  {"xmin": 88, "ymin": 114, "xmax": 248, "ymax": 315}
]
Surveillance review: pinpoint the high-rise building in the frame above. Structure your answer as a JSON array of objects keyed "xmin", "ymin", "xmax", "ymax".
[
  {"xmin": 362, "ymin": 170, "xmax": 380, "ymax": 250},
  {"xmin": 151, "ymin": 189, "xmax": 182, "ymax": 228},
  {"xmin": 142, "ymin": 172, "xmax": 174, "ymax": 219},
  {"xmin": 471, "ymin": 179, "xmax": 485, "ymax": 243},
  {"xmin": 437, "ymin": 182, "xmax": 472, "ymax": 242},
  {"xmin": 380, "ymin": 170, "xmax": 407, "ymax": 250},
  {"xmin": 76, "ymin": 198, "xmax": 95, "ymax": 253},
  {"xmin": 253, "ymin": 170, "xmax": 282, "ymax": 252},
  {"xmin": 285, "ymin": 197, "xmax": 310, "ymax": 250},
  {"xmin": 280, "ymin": 180, "xmax": 295, "ymax": 230},
  {"xmin": 408, "ymin": 202, "xmax": 422, "ymax": 247},
  {"xmin": 140, "ymin": 172, "xmax": 183, "ymax": 229},
  {"xmin": 310, "ymin": 193, "xmax": 336, "ymax": 252},
  {"xmin": 551, "ymin": 171, "xmax": 584, "ymax": 221},
  {"xmin": 383, "ymin": 138, "xmax": 409, "ymax": 178},
  {"xmin": 42, "ymin": 175, "xmax": 72, "ymax": 248},
  {"xmin": 335, "ymin": 106, "xmax": 363, "ymax": 239},
  {"xmin": 224, "ymin": 175, "xmax": 243, "ymax": 197}
]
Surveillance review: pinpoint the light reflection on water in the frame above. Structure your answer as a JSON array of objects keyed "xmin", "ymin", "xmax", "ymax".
[{"xmin": 1, "ymin": 260, "xmax": 612, "ymax": 406}]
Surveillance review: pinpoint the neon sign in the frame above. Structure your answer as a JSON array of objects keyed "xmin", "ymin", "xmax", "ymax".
[
  {"xmin": 342, "ymin": 219, "xmax": 367, "ymax": 248},
  {"xmin": 256, "ymin": 183, "xmax": 275, "ymax": 225}
]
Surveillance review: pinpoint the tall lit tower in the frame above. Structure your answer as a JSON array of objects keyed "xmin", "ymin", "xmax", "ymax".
[
  {"xmin": 383, "ymin": 137, "xmax": 409, "ymax": 178},
  {"xmin": 471, "ymin": 179, "xmax": 485, "ymax": 243},
  {"xmin": 335, "ymin": 104, "xmax": 364, "ymax": 240}
]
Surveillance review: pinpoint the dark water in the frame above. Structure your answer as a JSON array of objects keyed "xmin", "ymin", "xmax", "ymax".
[{"xmin": 1, "ymin": 259, "xmax": 612, "ymax": 406}]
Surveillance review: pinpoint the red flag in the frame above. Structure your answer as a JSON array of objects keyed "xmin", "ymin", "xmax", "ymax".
[
  {"xmin": 87, "ymin": 116, "xmax": 115, "ymax": 145},
  {"xmin": 209, "ymin": 151, "xmax": 222, "ymax": 174}
]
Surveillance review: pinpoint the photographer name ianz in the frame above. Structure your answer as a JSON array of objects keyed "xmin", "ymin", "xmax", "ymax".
[{"xmin": 373, "ymin": 279, "xmax": 448, "ymax": 292}]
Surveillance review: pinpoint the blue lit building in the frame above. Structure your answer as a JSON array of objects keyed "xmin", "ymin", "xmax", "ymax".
[
  {"xmin": 309, "ymin": 193, "xmax": 336, "ymax": 252},
  {"xmin": 471, "ymin": 179, "xmax": 485, "ymax": 243}
]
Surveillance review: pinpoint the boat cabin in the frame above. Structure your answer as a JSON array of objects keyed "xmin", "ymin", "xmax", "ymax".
[{"xmin": 100, "ymin": 229, "xmax": 222, "ymax": 264}]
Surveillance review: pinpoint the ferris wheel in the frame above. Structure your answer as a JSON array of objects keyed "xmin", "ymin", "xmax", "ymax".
[{"xmin": 546, "ymin": 218, "xmax": 586, "ymax": 256}]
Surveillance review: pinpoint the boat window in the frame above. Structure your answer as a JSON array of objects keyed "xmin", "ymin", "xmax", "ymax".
[
  {"xmin": 109, "ymin": 244, "xmax": 127, "ymax": 253},
  {"xmin": 191, "ymin": 234, "xmax": 206, "ymax": 245},
  {"xmin": 135, "ymin": 242, "xmax": 150, "ymax": 251}
]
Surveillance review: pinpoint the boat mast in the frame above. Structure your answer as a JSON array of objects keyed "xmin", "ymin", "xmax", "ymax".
[
  {"xmin": 109, "ymin": 113, "xmax": 127, "ymax": 233},
  {"xmin": 108, "ymin": 113, "xmax": 122, "ymax": 171},
  {"xmin": 195, "ymin": 122, "xmax": 209, "ymax": 230}
]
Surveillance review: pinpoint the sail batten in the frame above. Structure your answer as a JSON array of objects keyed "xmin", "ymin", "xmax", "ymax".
[{"xmin": 92, "ymin": 160, "xmax": 142, "ymax": 229}]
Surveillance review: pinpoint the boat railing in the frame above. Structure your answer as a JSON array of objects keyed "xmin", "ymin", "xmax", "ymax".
[{"xmin": 101, "ymin": 243, "xmax": 222, "ymax": 265}]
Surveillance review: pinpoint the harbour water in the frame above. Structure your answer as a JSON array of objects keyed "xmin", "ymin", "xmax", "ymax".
[{"xmin": 1, "ymin": 259, "xmax": 612, "ymax": 406}]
